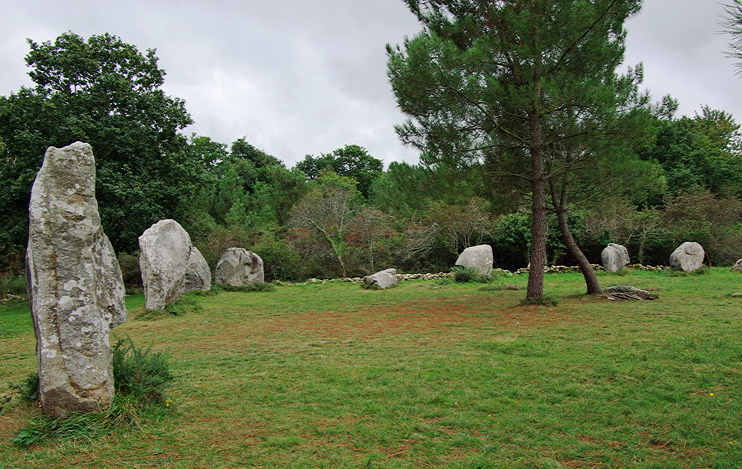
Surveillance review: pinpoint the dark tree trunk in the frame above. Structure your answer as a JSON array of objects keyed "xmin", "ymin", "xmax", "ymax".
[
  {"xmin": 549, "ymin": 181, "xmax": 602, "ymax": 295},
  {"xmin": 526, "ymin": 116, "xmax": 547, "ymax": 300}
]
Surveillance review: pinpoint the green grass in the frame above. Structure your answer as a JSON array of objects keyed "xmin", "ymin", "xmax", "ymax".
[{"xmin": 1, "ymin": 269, "xmax": 742, "ymax": 467}]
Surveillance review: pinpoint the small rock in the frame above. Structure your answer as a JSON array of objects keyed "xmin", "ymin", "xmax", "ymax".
[{"xmin": 363, "ymin": 268, "xmax": 398, "ymax": 289}]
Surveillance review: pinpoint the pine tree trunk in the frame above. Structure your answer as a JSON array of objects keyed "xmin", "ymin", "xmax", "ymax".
[
  {"xmin": 526, "ymin": 117, "xmax": 547, "ymax": 300},
  {"xmin": 550, "ymin": 181, "xmax": 601, "ymax": 294}
]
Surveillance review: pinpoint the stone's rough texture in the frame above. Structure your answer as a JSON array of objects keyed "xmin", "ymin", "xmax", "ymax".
[
  {"xmin": 603, "ymin": 285, "xmax": 656, "ymax": 301},
  {"xmin": 363, "ymin": 268, "xmax": 398, "ymax": 289},
  {"xmin": 601, "ymin": 243, "xmax": 630, "ymax": 273},
  {"xmin": 455, "ymin": 245, "xmax": 493, "ymax": 276},
  {"xmin": 669, "ymin": 242, "xmax": 705, "ymax": 272},
  {"xmin": 27, "ymin": 142, "xmax": 126, "ymax": 418},
  {"xmin": 732, "ymin": 259, "xmax": 742, "ymax": 272},
  {"xmin": 138, "ymin": 219, "xmax": 192, "ymax": 310},
  {"xmin": 214, "ymin": 248, "xmax": 264, "ymax": 286},
  {"xmin": 185, "ymin": 247, "xmax": 211, "ymax": 292}
]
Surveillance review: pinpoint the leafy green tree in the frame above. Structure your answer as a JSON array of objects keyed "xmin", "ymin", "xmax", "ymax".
[
  {"xmin": 288, "ymin": 173, "xmax": 363, "ymax": 277},
  {"xmin": 639, "ymin": 106, "xmax": 742, "ymax": 198},
  {"xmin": 295, "ymin": 144, "xmax": 383, "ymax": 198},
  {"xmin": 0, "ymin": 32, "xmax": 195, "ymax": 258},
  {"xmin": 389, "ymin": 0, "xmax": 642, "ymax": 299}
]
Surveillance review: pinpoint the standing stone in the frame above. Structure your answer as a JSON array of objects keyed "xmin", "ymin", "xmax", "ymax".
[
  {"xmin": 455, "ymin": 245, "xmax": 493, "ymax": 276},
  {"xmin": 138, "ymin": 219, "xmax": 192, "ymax": 310},
  {"xmin": 732, "ymin": 259, "xmax": 742, "ymax": 272},
  {"xmin": 27, "ymin": 142, "xmax": 126, "ymax": 417},
  {"xmin": 601, "ymin": 243, "xmax": 630, "ymax": 272},
  {"xmin": 185, "ymin": 246, "xmax": 211, "ymax": 292},
  {"xmin": 215, "ymin": 248, "xmax": 264, "ymax": 286},
  {"xmin": 669, "ymin": 242, "xmax": 705, "ymax": 272},
  {"xmin": 363, "ymin": 268, "xmax": 398, "ymax": 289}
]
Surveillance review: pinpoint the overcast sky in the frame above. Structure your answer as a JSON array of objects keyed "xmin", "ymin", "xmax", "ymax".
[{"xmin": 1, "ymin": 0, "xmax": 740, "ymax": 167}]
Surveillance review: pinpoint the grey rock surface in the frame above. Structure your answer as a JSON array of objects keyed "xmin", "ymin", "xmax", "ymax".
[
  {"xmin": 669, "ymin": 242, "xmax": 705, "ymax": 272},
  {"xmin": 601, "ymin": 243, "xmax": 630, "ymax": 273},
  {"xmin": 27, "ymin": 142, "xmax": 126, "ymax": 417},
  {"xmin": 732, "ymin": 259, "xmax": 742, "ymax": 272},
  {"xmin": 185, "ymin": 246, "xmax": 211, "ymax": 292},
  {"xmin": 455, "ymin": 244, "xmax": 493, "ymax": 276},
  {"xmin": 215, "ymin": 248, "xmax": 264, "ymax": 286},
  {"xmin": 139, "ymin": 219, "xmax": 192, "ymax": 310},
  {"xmin": 363, "ymin": 268, "xmax": 398, "ymax": 289},
  {"xmin": 603, "ymin": 285, "xmax": 656, "ymax": 301}
]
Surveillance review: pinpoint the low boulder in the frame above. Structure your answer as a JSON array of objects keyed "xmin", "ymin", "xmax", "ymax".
[
  {"xmin": 601, "ymin": 243, "xmax": 630, "ymax": 273},
  {"xmin": 215, "ymin": 248, "xmax": 264, "ymax": 286},
  {"xmin": 732, "ymin": 259, "xmax": 742, "ymax": 272},
  {"xmin": 455, "ymin": 245, "xmax": 493, "ymax": 276},
  {"xmin": 669, "ymin": 242, "xmax": 705, "ymax": 272},
  {"xmin": 362, "ymin": 268, "xmax": 398, "ymax": 289},
  {"xmin": 185, "ymin": 247, "xmax": 211, "ymax": 292},
  {"xmin": 603, "ymin": 285, "xmax": 657, "ymax": 301}
]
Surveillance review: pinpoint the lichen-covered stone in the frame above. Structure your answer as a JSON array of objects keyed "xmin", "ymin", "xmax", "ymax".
[
  {"xmin": 138, "ymin": 219, "xmax": 192, "ymax": 310},
  {"xmin": 455, "ymin": 245, "xmax": 493, "ymax": 276},
  {"xmin": 27, "ymin": 142, "xmax": 126, "ymax": 417},
  {"xmin": 601, "ymin": 243, "xmax": 630, "ymax": 273},
  {"xmin": 669, "ymin": 242, "xmax": 705, "ymax": 272},
  {"xmin": 363, "ymin": 268, "xmax": 398, "ymax": 289},
  {"xmin": 214, "ymin": 248, "xmax": 264, "ymax": 286},
  {"xmin": 185, "ymin": 246, "xmax": 211, "ymax": 292}
]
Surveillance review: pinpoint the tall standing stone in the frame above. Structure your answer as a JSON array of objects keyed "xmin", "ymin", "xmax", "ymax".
[
  {"xmin": 185, "ymin": 246, "xmax": 212, "ymax": 292},
  {"xmin": 601, "ymin": 243, "xmax": 630, "ymax": 272},
  {"xmin": 138, "ymin": 219, "xmax": 192, "ymax": 310},
  {"xmin": 27, "ymin": 142, "xmax": 126, "ymax": 417},
  {"xmin": 215, "ymin": 248, "xmax": 264, "ymax": 286},
  {"xmin": 455, "ymin": 245, "xmax": 493, "ymax": 276},
  {"xmin": 670, "ymin": 242, "xmax": 705, "ymax": 272}
]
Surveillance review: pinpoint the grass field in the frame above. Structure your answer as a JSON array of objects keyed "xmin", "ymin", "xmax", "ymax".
[{"xmin": 1, "ymin": 268, "xmax": 741, "ymax": 468}]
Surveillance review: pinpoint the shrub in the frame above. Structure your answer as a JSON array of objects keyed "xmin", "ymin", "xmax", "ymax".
[
  {"xmin": 117, "ymin": 252, "xmax": 142, "ymax": 291},
  {"xmin": 0, "ymin": 274, "xmax": 27, "ymax": 296}
]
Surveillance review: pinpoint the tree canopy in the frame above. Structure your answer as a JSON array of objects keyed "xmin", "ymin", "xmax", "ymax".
[{"xmin": 0, "ymin": 32, "xmax": 196, "ymax": 255}]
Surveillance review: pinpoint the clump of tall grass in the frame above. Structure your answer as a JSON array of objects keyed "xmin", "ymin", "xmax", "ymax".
[
  {"xmin": 12, "ymin": 336, "xmax": 173, "ymax": 447},
  {"xmin": 451, "ymin": 266, "xmax": 491, "ymax": 283}
]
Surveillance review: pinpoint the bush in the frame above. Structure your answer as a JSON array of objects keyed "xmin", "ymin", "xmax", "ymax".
[
  {"xmin": 0, "ymin": 273, "xmax": 27, "ymax": 296},
  {"xmin": 117, "ymin": 252, "xmax": 142, "ymax": 291}
]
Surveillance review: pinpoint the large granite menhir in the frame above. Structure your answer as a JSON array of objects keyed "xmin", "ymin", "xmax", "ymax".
[
  {"xmin": 670, "ymin": 242, "xmax": 705, "ymax": 272},
  {"xmin": 601, "ymin": 243, "xmax": 630, "ymax": 273},
  {"xmin": 215, "ymin": 248, "xmax": 264, "ymax": 286},
  {"xmin": 185, "ymin": 246, "xmax": 211, "ymax": 292},
  {"xmin": 27, "ymin": 142, "xmax": 126, "ymax": 417},
  {"xmin": 455, "ymin": 244, "xmax": 493, "ymax": 276},
  {"xmin": 139, "ymin": 219, "xmax": 193, "ymax": 310}
]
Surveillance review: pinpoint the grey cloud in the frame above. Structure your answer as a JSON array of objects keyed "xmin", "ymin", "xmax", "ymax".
[{"xmin": 2, "ymin": 0, "xmax": 741, "ymax": 167}]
